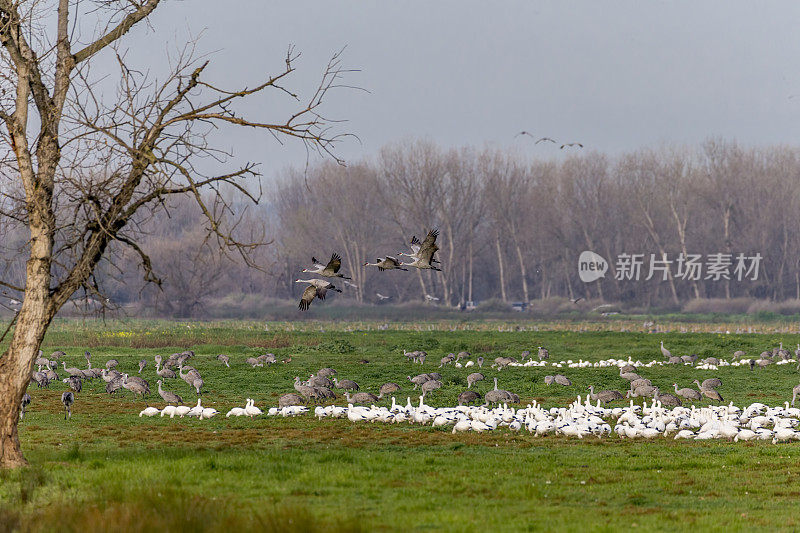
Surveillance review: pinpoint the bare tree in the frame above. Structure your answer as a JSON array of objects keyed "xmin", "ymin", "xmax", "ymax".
[{"xmin": 0, "ymin": 0, "xmax": 352, "ymax": 467}]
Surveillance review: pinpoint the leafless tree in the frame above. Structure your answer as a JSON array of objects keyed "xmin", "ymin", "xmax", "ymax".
[{"xmin": 0, "ymin": 0, "xmax": 352, "ymax": 467}]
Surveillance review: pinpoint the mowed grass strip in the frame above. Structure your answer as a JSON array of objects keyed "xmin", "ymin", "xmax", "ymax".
[{"xmin": 3, "ymin": 322, "xmax": 800, "ymax": 531}]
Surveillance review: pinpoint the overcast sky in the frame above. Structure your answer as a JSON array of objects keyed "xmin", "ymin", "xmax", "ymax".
[{"xmin": 118, "ymin": 1, "xmax": 800, "ymax": 177}]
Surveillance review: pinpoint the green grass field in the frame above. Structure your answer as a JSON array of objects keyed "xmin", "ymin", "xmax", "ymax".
[{"xmin": 3, "ymin": 320, "xmax": 800, "ymax": 532}]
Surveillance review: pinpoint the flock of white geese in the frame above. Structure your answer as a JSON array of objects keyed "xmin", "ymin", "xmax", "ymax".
[{"xmin": 138, "ymin": 394, "xmax": 800, "ymax": 444}]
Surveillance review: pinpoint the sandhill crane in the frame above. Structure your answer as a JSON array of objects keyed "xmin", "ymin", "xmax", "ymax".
[
  {"xmin": 61, "ymin": 391, "xmax": 74, "ymax": 420},
  {"xmin": 627, "ymin": 384, "xmax": 656, "ymax": 398},
  {"xmin": 30, "ymin": 371, "xmax": 49, "ymax": 389},
  {"xmin": 538, "ymin": 347, "xmax": 549, "ymax": 360},
  {"xmin": 477, "ymin": 356, "xmax": 484, "ymax": 368},
  {"xmin": 157, "ymin": 380, "xmax": 183, "ymax": 405},
  {"xmin": 84, "ymin": 351, "xmax": 91, "ymax": 365},
  {"xmin": 378, "ymin": 382, "xmax": 400, "ymax": 399},
  {"xmin": 156, "ymin": 361, "xmax": 176, "ymax": 379},
  {"xmin": 692, "ymin": 380, "xmax": 724, "ymax": 403},
  {"xmin": 401, "ymin": 250, "xmax": 441, "ymax": 271},
  {"xmin": 304, "ymin": 253, "xmax": 352, "ymax": 279},
  {"xmin": 673, "ymin": 383, "xmax": 702, "ymax": 401},
  {"xmin": 364, "ymin": 257, "xmax": 409, "ymax": 272},
  {"xmin": 425, "ymin": 294, "xmax": 440, "ymax": 302},
  {"xmin": 407, "ymin": 374, "xmax": 430, "ymax": 389},
  {"xmin": 792, "ymin": 384, "xmax": 800, "ymax": 407},
  {"xmin": 660, "ymin": 341, "xmax": 672, "ymax": 359},
  {"xmin": 399, "ymin": 229, "xmax": 441, "ymax": 271},
  {"xmin": 138, "ymin": 359, "xmax": 147, "ymax": 374},
  {"xmin": 279, "ymin": 393, "xmax": 305, "ymax": 407},
  {"xmin": 20, "ymin": 393, "xmax": 31, "ymax": 420},
  {"xmin": 216, "ymin": 354, "xmax": 230, "ymax": 367},
  {"xmin": 105, "ymin": 359, "xmax": 119, "ymax": 370},
  {"xmin": 63, "ymin": 376, "xmax": 82, "ymax": 393},
  {"xmin": 375, "ymin": 293, "xmax": 392, "ymax": 301},
  {"xmin": 587, "ymin": 385, "xmax": 624, "ymax": 404},
  {"xmin": 332, "ymin": 377, "xmax": 359, "ymax": 391},
  {"xmin": 554, "ymin": 374, "xmax": 571, "ymax": 386},
  {"xmin": 458, "ymin": 390, "xmax": 482, "ymax": 405},
  {"xmin": 307, "ymin": 374, "xmax": 333, "ymax": 389},
  {"xmin": 106, "ymin": 378, "xmax": 124, "ymax": 395},
  {"xmin": 295, "ymin": 279, "xmax": 342, "ymax": 311},
  {"xmin": 51, "ymin": 350, "xmax": 66, "ymax": 359},
  {"xmin": 344, "ymin": 391, "xmax": 379, "ymax": 404},
  {"xmin": 246, "ymin": 357, "xmax": 263, "ymax": 368},
  {"xmin": 560, "ymin": 142, "xmax": 583, "ymax": 149},
  {"xmin": 544, "ymin": 375, "xmax": 555, "ymax": 385},
  {"xmin": 122, "ymin": 374, "xmax": 150, "ymax": 402},
  {"xmin": 467, "ymin": 372, "xmax": 484, "ymax": 388},
  {"xmin": 317, "ymin": 368, "xmax": 337, "ymax": 378},
  {"xmin": 62, "ymin": 361, "xmax": 81, "ymax": 377},
  {"xmin": 399, "ymin": 229, "xmax": 441, "ymax": 262},
  {"xmin": 420, "ymin": 379, "xmax": 442, "ymax": 397},
  {"xmin": 700, "ymin": 378, "xmax": 722, "ymax": 390},
  {"xmin": 653, "ymin": 388, "xmax": 682, "ymax": 407}
]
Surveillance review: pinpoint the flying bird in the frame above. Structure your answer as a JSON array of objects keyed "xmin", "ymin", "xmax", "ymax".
[
  {"xmin": 425, "ymin": 294, "xmax": 440, "ymax": 302},
  {"xmin": 376, "ymin": 293, "xmax": 391, "ymax": 301},
  {"xmin": 560, "ymin": 142, "xmax": 583, "ymax": 149},
  {"xmin": 364, "ymin": 256, "xmax": 409, "ymax": 271},
  {"xmin": 399, "ymin": 229, "xmax": 441, "ymax": 265},
  {"xmin": 535, "ymin": 137, "xmax": 557, "ymax": 145},
  {"xmin": 295, "ymin": 279, "xmax": 342, "ymax": 311},
  {"xmin": 570, "ymin": 297, "xmax": 583, "ymax": 304},
  {"xmin": 303, "ymin": 253, "xmax": 352, "ymax": 279},
  {"xmin": 400, "ymin": 229, "xmax": 442, "ymax": 271}
]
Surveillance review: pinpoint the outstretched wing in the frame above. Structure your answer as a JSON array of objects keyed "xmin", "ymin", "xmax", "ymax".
[
  {"xmin": 298, "ymin": 285, "xmax": 317, "ymax": 311},
  {"xmin": 385, "ymin": 256, "xmax": 401, "ymax": 267},
  {"xmin": 324, "ymin": 253, "xmax": 342, "ymax": 274},
  {"xmin": 420, "ymin": 229, "xmax": 439, "ymax": 251},
  {"xmin": 419, "ymin": 243, "xmax": 439, "ymax": 266},
  {"xmin": 311, "ymin": 257, "xmax": 326, "ymax": 269},
  {"xmin": 409, "ymin": 236, "xmax": 421, "ymax": 254}
]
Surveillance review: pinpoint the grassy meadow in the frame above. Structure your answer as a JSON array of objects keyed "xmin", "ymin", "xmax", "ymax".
[{"xmin": 3, "ymin": 319, "xmax": 800, "ymax": 531}]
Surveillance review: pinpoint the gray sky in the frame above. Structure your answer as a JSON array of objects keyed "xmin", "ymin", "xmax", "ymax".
[{"xmin": 120, "ymin": 1, "xmax": 800, "ymax": 176}]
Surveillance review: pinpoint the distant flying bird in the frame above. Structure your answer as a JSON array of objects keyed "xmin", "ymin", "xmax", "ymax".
[
  {"xmin": 515, "ymin": 131, "xmax": 535, "ymax": 138},
  {"xmin": 570, "ymin": 297, "xmax": 583, "ymax": 304},
  {"xmin": 295, "ymin": 279, "xmax": 342, "ymax": 311},
  {"xmin": 376, "ymin": 293, "xmax": 391, "ymax": 301},
  {"xmin": 535, "ymin": 137, "xmax": 557, "ymax": 145},
  {"xmin": 425, "ymin": 294, "xmax": 440, "ymax": 302},
  {"xmin": 560, "ymin": 142, "xmax": 583, "ymax": 149},
  {"xmin": 364, "ymin": 256, "xmax": 409, "ymax": 271},
  {"xmin": 304, "ymin": 253, "xmax": 351, "ymax": 279}
]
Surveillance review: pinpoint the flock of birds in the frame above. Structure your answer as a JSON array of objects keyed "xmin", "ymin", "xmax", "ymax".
[
  {"xmin": 514, "ymin": 131, "xmax": 584, "ymax": 150},
  {"xmin": 28, "ymin": 349, "xmax": 210, "ymax": 419},
  {"xmin": 24, "ymin": 339, "xmax": 800, "ymax": 443},
  {"xmin": 296, "ymin": 229, "xmax": 441, "ymax": 310}
]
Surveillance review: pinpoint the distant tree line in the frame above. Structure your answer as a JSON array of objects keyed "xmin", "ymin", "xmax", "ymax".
[{"xmin": 3, "ymin": 138, "xmax": 798, "ymax": 317}]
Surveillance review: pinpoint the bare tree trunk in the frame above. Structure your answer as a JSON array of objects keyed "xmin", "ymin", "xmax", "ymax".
[
  {"xmin": 468, "ymin": 241, "xmax": 473, "ymax": 303},
  {"xmin": 723, "ymin": 206, "xmax": 732, "ymax": 299},
  {"xmin": 0, "ymin": 207, "xmax": 55, "ymax": 467},
  {"xmin": 513, "ymin": 239, "xmax": 529, "ymax": 303},
  {"xmin": 494, "ymin": 233, "xmax": 507, "ymax": 302},
  {"xmin": 670, "ymin": 203, "xmax": 700, "ymax": 299}
]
